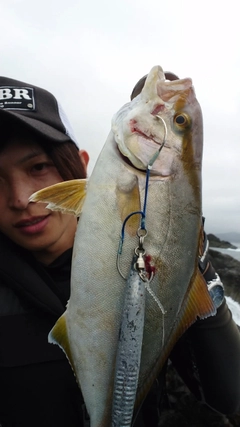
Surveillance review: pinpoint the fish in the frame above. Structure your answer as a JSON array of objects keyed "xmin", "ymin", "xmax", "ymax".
[{"xmin": 30, "ymin": 65, "xmax": 216, "ymax": 427}]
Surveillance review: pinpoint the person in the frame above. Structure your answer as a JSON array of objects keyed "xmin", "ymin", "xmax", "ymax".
[
  {"xmin": 0, "ymin": 77, "xmax": 89, "ymax": 427},
  {"xmin": 0, "ymin": 74, "xmax": 239, "ymax": 427}
]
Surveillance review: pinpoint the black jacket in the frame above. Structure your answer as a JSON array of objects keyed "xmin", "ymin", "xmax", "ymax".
[
  {"xmin": 0, "ymin": 232, "xmax": 240, "ymax": 427},
  {"xmin": 0, "ymin": 233, "xmax": 85, "ymax": 427}
]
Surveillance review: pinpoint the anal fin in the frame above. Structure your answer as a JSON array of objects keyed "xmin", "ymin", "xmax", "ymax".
[{"xmin": 49, "ymin": 313, "xmax": 75, "ymax": 372}]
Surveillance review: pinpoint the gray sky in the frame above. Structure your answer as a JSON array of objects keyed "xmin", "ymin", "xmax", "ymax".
[{"xmin": 1, "ymin": 0, "xmax": 240, "ymax": 235}]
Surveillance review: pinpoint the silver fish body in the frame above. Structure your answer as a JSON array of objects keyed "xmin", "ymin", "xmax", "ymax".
[{"xmin": 30, "ymin": 65, "xmax": 216, "ymax": 427}]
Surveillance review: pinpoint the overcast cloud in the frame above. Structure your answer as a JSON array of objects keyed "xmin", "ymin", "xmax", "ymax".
[{"xmin": 1, "ymin": 0, "xmax": 240, "ymax": 236}]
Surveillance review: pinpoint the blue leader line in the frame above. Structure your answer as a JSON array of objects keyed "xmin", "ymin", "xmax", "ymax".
[{"xmin": 117, "ymin": 115, "xmax": 167, "ymax": 263}]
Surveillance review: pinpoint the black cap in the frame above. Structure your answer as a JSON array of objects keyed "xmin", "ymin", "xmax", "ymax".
[{"xmin": 0, "ymin": 76, "xmax": 78, "ymax": 146}]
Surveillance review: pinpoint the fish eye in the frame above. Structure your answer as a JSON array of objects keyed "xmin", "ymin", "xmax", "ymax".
[{"xmin": 174, "ymin": 113, "xmax": 191, "ymax": 129}]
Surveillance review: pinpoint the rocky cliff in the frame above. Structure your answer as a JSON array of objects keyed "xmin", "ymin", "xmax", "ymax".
[
  {"xmin": 209, "ymin": 249, "xmax": 240, "ymax": 303},
  {"xmin": 208, "ymin": 233, "xmax": 237, "ymax": 249}
]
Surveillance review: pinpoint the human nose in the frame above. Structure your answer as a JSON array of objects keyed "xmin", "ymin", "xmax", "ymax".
[{"xmin": 8, "ymin": 180, "xmax": 32, "ymax": 210}]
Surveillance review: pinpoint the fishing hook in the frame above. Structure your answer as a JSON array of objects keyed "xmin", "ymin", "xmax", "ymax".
[
  {"xmin": 141, "ymin": 115, "xmax": 168, "ymax": 221},
  {"xmin": 116, "ymin": 116, "xmax": 168, "ymax": 282}
]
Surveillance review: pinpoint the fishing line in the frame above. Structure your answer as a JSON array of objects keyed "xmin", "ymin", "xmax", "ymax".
[{"xmin": 117, "ymin": 114, "xmax": 168, "ymax": 278}]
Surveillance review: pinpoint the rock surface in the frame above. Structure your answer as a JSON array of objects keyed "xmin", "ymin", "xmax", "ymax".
[
  {"xmin": 159, "ymin": 362, "xmax": 240, "ymax": 426},
  {"xmin": 209, "ymin": 249, "xmax": 240, "ymax": 303},
  {"xmin": 208, "ymin": 233, "xmax": 237, "ymax": 249}
]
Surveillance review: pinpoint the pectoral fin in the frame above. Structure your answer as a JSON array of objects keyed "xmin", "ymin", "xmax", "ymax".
[
  {"xmin": 29, "ymin": 179, "xmax": 87, "ymax": 216},
  {"xmin": 116, "ymin": 174, "xmax": 141, "ymax": 237}
]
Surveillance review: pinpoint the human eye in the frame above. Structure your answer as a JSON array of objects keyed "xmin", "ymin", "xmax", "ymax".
[{"xmin": 31, "ymin": 161, "xmax": 54, "ymax": 175}]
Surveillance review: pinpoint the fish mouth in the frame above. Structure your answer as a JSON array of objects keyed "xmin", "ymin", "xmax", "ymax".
[
  {"xmin": 117, "ymin": 147, "xmax": 145, "ymax": 172},
  {"xmin": 115, "ymin": 132, "xmax": 172, "ymax": 179},
  {"xmin": 131, "ymin": 126, "xmax": 164, "ymax": 147},
  {"xmin": 117, "ymin": 146, "xmax": 173, "ymax": 179}
]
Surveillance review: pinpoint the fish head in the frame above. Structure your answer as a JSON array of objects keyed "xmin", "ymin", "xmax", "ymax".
[{"xmin": 112, "ymin": 65, "xmax": 203, "ymax": 179}]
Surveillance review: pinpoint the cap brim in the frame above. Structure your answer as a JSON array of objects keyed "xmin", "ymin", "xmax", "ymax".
[{"xmin": 0, "ymin": 108, "xmax": 71, "ymax": 144}]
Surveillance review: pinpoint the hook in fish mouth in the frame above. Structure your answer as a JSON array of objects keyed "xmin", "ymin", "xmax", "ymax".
[
  {"xmin": 129, "ymin": 116, "xmax": 167, "ymax": 149},
  {"xmin": 126, "ymin": 115, "xmax": 169, "ymax": 171},
  {"xmin": 115, "ymin": 115, "xmax": 173, "ymax": 177},
  {"xmin": 130, "ymin": 125, "xmax": 164, "ymax": 147}
]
